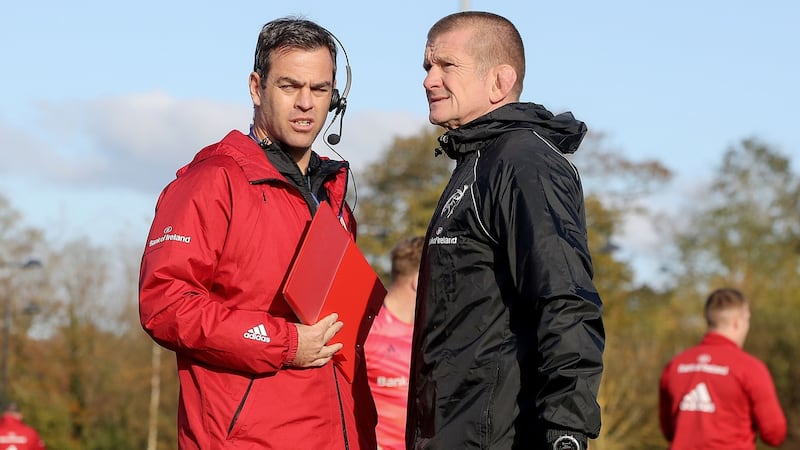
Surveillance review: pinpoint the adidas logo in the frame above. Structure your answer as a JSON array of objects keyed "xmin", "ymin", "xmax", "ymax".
[
  {"xmin": 244, "ymin": 324, "xmax": 271, "ymax": 343},
  {"xmin": 679, "ymin": 382, "xmax": 716, "ymax": 413}
]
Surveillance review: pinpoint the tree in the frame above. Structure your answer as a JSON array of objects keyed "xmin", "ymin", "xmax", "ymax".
[
  {"xmin": 2, "ymin": 222, "xmax": 179, "ymax": 450},
  {"xmin": 354, "ymin": 125, "xmax": 452, "ymax": 279},
  {"xmin": 572, "ymin": 134, "xmax": 675, "ymax": 449},
  {"xmin": 0, "ymin": 193, "xmax": 47, "ymax": 428}
]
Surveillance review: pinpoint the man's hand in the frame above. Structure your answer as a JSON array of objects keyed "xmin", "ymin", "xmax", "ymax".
[{"xmin": 290, "ymin": 313, "xmax": 344, "ymax": 367}]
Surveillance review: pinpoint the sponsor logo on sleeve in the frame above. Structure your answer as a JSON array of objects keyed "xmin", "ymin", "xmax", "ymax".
[
  {"xmin": 429, "ymin": 226, "xmax": 458, "ymax": 246},
  {"xmin": 244, "ymin": 323, "xmax": 271, "ymax": 343},
  {"xmin": 149, "ymin": 225, "xmax": 192, "ymax": 247}
]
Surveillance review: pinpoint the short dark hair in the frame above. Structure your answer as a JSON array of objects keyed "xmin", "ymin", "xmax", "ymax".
[
  {"xmin": 4, "ymin": 402, "xmax": 19, "ymax": 413},
  {"xmin": 704, "ymin": 288, "xmax": 748, "ymax": 328},
  {"xmin": 253, "ymin": 16, "xmax": 338, "ymax": 89},
  {"xmin": 390, "ymin": 236, "xmax": 425, "ymax": 282},
  {"xmin": 427, "ymin": 11, "xmax": 525, "ymax": 95}
]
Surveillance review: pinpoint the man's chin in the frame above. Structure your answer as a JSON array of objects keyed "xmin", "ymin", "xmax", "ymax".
[
  {"xmin": 281, "ymin": 136, "xmax": 316, "ymax": 152},
  {"xmin": 428, "ymin": 111, "xmax": 448, "ymax": 128}
]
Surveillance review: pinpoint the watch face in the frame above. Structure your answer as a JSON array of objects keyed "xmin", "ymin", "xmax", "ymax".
[{"xmin": 553, "ymin": 435, "xmax": 581, "ymax": 450}]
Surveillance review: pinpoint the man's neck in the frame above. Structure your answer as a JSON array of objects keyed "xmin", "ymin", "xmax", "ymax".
[
  {"xmin": 383, "ymin": 281, "xmax": 416, "ymax": 324},
  {"xmin": 250, "ymin": 127, "xmax": 311, "ymax": 174}
]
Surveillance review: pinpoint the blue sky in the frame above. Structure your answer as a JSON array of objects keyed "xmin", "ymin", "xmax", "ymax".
[{"xmin": 2, "ymin": 1, "xmax": 798, "ymax": 282}]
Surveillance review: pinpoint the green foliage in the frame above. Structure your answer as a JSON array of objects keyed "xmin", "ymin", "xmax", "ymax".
[
  {"xmin": 354, "ymin": 125, "xmax": 451, "ymax": 280},
  {"xmin": 0, "ymin": 201, "xmax": 179, "ymax": 450}
]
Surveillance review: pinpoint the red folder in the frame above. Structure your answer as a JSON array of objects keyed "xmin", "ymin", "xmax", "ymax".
[{"xmin": 282, "ymin": 201, "xmax": 386, "ymax": 382}]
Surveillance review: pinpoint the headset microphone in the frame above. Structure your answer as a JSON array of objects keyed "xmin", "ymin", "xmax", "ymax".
[
  {"xmin": 326, "ymin": 98, "xmax": 346, "ymax": 145},
  {"xmin": 325, "ymin": 31, "xmax": 351, "ymax": 145},
  {"xmin": 327, "ymin": 127, "xmax": 342, "ymax": 145}
]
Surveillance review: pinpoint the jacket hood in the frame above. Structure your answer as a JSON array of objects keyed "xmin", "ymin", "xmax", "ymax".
[
  {"xmin": 437, "ymin": 102, "xmax": 587, "ymax": 159},
  {"xmin": 178, "ymin": 131, "xmax": 281, "ymax": 181}
]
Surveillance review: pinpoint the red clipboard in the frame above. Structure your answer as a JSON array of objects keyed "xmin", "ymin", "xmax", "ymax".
[{"xmin": 282, "ymin": 202, "xmax": 386, "ymax": 382}]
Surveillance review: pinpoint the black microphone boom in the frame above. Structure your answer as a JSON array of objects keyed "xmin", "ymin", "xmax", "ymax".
[
  {"xmin": 324, "ymin": 29, "xmax": 350, "ymax": 146},
  {"xmin": 326, "ymin": 103, "xmax": 346, "ymax": 145}
]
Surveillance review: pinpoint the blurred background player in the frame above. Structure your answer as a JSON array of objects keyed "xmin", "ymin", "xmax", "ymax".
[
  {"xmin": 0, "ymin": 403, "xmax": 46, "ymax": 450},
  {"xmin": 659, "ymin": 288, "xmax": 787, "ymax": 449},
  {"xmin": 364, "ymin": 236, "xmax": 424, "ymax": 450}
]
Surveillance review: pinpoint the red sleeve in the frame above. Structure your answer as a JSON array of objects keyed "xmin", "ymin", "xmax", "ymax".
[
  {"xmin": 658, "ymin": 363, "xmax": 675, "ymax": 442},
  {"xmin": 745, "ymin": 359, "xmax": 787, "ymax": 446},
  {"xmin": 139, "ymin": 159, "xmax": 296, "ymax": 374}
]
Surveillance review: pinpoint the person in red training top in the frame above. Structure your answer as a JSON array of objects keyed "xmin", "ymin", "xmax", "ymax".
[
  {"xmin": 364, "ymin": 236, "xmax": 424, "ymax": 450},
  {"xmin": 0, "ymin": 403, "xmax": 46, "ymax": 450},
  {"xmin": 659, "ymin": 288, "xmax": 787, "ymax": 449}
]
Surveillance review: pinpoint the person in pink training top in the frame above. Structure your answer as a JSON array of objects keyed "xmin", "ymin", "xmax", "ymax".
[
  {"xmin": 0, "ymin": 403, "xmax": 45, "ymax": 450},
  {"xmin": 659, "ymin": 288, "xmax": 787, "ymax": 449},
  {"xmin": 364, "ymin": 236, "xmax": 424, "ymax": 450}
]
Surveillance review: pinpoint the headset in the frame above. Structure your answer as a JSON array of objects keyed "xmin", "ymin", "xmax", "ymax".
[
  {"xmin": 328, "ymin": 35, "xmax": 351, "ymax": 114},
  {"xmin": 325, "ymin": 29, "xmax": 351, "ymax": 145}
]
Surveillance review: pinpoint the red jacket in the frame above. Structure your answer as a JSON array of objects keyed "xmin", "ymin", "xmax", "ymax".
[
  {"xmin": 659, "ymin": 333, "xmax": 787, "ymax": 449},
  {"xmin": 139, "ymin": 130, "xmax": 377, "ymax": 449},
  {"xmin": 0, "ymin": 413, "xmax": 45, "ymax": 450}
]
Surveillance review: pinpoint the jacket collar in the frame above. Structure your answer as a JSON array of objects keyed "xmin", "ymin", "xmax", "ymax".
[
  {"xmin": 176, "ymin": 130, "xmax": 350, "ymax": 207},
  {"xmin": 701, "ymin": 332, "xmax": 740, "ymax": 348},
  {"xmin": 436, "ymin": 102, "xmax": 587, "ymax": 159}
]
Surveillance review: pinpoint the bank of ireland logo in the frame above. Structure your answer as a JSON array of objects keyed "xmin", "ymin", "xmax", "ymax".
[
  {"xmin": 441, "ymin": 184, "xmax": 469, "ymax": 218},
  {"xmin": 148, "ymin": 225, "xmax": 191, "ymax": 247},
  {"xmin": 429, "ymin": 226, "xmax": 458, "ymax": 245}
]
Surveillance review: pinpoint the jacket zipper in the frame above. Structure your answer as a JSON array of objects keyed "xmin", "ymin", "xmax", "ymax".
[
  {"xmin": 228, "ymin": 377, "xmax": 255, "ymax": 434},
  {"xmin": 333, "ymin": 367, "xmax": 350, "ymax": 449}
]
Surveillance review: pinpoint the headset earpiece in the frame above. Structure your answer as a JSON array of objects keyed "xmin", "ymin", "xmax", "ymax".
[{"xmin": 329, "ymin": 88, "xmax": 341, "ymax": 113}]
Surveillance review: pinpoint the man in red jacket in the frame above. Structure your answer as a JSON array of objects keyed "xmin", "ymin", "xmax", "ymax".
[
  {"xmin": 659, "ymin": 288, "xmax": 786, "ymax": 449},
  {"xmin": 0, "ymin": 403, "xmax": 46, "ymax": 450},
  {"xmin": 138, "ymin": 16, "xmax": 377, "ymax": 449}
]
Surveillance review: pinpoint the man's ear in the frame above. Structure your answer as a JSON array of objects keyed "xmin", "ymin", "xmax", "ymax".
[
  {"xmin": 249, "ymin": 72, "xmax": 262, "ymax": 107},
  {"xmin": 489, "ymin": 64, "xmax": 517, "ymax": 104}
]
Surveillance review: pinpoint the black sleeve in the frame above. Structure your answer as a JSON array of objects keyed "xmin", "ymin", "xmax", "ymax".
[{"xmin": 491, "ymin": 140, "xmax": 605, "ymax": 439}]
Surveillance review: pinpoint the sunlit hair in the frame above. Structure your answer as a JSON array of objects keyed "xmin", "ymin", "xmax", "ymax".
[
  {"xmin": 704, "ymin": 287, "xmax": 748, "ymax": 328},
  {"xmin": 253, "ymin": 16, "xmax": 338, "ymax": 89},
  {"xmin": 390, "ymin": 236, "xmax": 425, "ymax": 282},
  {"xmin": 427, "ymin": 11, "xmax": 525, "ymax": 96}
]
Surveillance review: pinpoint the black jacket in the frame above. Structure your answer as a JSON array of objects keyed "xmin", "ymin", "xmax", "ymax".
[{"xmin": 406, "ymin": 103, "xmax": 605, "ymax": 449}]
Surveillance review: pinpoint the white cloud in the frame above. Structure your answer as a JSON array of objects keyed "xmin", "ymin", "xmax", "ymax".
[
  {"xmin": 2, "ymin": 93, "xmax": 430, "ymax": 197},
  {"xmin": 318, "ymin": 109, "xmax": 431, "ymax": 174},
  {"xmin": 0, "ymin": 93, "xmax": 430, "ymax": 245}
]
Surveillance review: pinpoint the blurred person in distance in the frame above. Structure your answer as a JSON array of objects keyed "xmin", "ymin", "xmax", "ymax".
[
  {"xmin": 364, "ymin": 236, "xmax": 424, "ymax": 450},
  {"xmin": 659, "ymin": 288, "xmax": 787, "ymax": 449},
  {"xmin": 0, "ymin": 402, "xmax": 46, "ymax": 450}
]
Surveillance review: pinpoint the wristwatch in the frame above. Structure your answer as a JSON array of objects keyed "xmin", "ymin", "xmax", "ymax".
[{"xmin": 552, "ymin": 434, "xmax": 582, "ymax": 450}]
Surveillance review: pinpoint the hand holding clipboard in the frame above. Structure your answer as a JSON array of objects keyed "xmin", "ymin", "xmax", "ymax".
[{"xmin": 282, "ymin": 202, "xmax": 386, "ymax": 382}]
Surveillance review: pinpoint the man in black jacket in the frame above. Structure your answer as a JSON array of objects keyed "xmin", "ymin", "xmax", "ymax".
[{"xmin": 406, "ymin": 11, "xmax": 605, "ymax": 450}]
